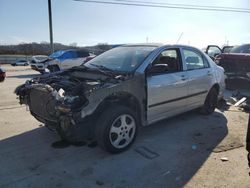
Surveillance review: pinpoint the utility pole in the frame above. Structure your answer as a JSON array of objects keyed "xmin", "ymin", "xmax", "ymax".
[{"xmin": 48, "ymin": 0, "xmax": 54, "ymax": 53}]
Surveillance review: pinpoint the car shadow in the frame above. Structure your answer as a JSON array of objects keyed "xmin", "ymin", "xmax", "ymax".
[
  {"xmin": 7, "ymin": 73, "xmax": 39, "ymax": 79},
  {"xmin": 0, "ymin": 111, "xmax": 228, "ymax": 188}
]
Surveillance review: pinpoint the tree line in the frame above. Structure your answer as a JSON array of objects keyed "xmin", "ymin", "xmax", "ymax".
[{"xmin": 0, "ymin": 42, "xmax": 112, "ymax": 56}]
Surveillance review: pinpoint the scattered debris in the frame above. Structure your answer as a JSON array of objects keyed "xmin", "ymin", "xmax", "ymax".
[
  {"xmin": 191, "ymin": 144, "xmax": 197, "ymax": 150},
  {"xmin": 96, "ymin": 180, "xmax": 104, "ymax": 186},
  {"xmin": 223, "ymin": 90, "xmax": 250, "ymax": 113},
  {"xmin": 228, "ymin": 97, "xmax": 238, "ymax": 105},
  {"xmin": 135, "ymin": 146, "xmax": 159, "ymax": 159},
  {"xmin": 220, "ymin": 157, "xmax": 229, "ymax": 162},
  {"xmin": 162, "ymin": 171, "xmax": 171, "ymax": 176},
  {"xmin": 234, "ymin": 97, "xmax": 247, "ymax": 107}
]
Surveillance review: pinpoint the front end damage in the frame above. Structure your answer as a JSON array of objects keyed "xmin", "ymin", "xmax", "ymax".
[{"xmin": 15, "ymin": 67, "xmax": 145, "ymax": 142}]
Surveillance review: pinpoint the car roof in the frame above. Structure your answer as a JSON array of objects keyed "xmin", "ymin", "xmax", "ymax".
[
  {"xmin": 121, "ymin": 43, "xmax": 163, "ymax": 47},
  {"xmin": 120, "ymin": 43, "xmax": 202, "ymax": 52},
  {"xmin": 61, "ymin": 49, "xmax": 89, "ymax": 53}
]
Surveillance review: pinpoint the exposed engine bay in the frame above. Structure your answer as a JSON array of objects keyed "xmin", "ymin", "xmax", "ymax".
[{"xmin": 15, "ymin": 66, "xmax": 144, "ymax": 142}]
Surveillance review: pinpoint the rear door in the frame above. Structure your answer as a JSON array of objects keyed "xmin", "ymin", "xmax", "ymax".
[
  {"xmin": 147, "ymin": 48, "xmax": 189, "ymax": 124},
  {"xmin": 181, "ymin": 47, "xmax": 213, "ymax": 108}
]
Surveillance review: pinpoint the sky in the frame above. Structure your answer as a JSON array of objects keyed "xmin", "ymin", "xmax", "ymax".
[{"xmin": 0, "ymin": 0, "xmax": 250, "ymax": 48}]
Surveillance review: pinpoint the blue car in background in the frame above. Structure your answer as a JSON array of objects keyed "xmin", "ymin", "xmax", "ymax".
[{"xmin": 46, "ymin": 49, "xmax": 95, "ymax": 72}]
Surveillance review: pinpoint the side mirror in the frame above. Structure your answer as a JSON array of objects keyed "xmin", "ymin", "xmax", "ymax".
[{"xmin": 147, "ymin": 64, "xmax": 169, "ymax": 75}]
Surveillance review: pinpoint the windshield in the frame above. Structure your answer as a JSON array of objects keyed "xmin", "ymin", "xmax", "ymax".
[
  {"xmin": 84, "ymin": 46, "xmax": 156, "ymax": 72},
  {"xmin": 49, "ymin": 51, "xmax": 65, "ymax": 58},
  {"xmin": 230, "ymin": 44, "xmax": 250, "ymax": 53}
]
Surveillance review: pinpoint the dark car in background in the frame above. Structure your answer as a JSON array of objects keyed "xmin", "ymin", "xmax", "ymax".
[
  {"xmin": 206, "ymin": 44, "xmax": 250, "ymax": 89},
  {"xmin": 0, "ymin": 67, "xmax": 6, "ymax": 82}
]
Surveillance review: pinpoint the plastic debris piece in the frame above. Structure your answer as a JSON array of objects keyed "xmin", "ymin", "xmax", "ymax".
[
  {"xmin": 220, "ymin": 157, "xmax": 229, "ymax": 162},
  {"xmin": 234, "ymin": 97, "xmax": 247, "ymax": 107}
]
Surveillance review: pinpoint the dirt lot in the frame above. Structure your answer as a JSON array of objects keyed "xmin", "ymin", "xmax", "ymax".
[{"xmin": 0, "ymin": 65, "xmax": 249, "ymax": 188}]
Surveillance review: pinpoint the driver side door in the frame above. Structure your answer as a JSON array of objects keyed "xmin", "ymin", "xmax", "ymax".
[{"xmin": 146, "ymin": 48, "xmax": 189, "ymax": 124}]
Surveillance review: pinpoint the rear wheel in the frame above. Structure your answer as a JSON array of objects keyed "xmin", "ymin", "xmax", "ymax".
[
  {"xmin": 200, "ymin": 87, "xmax": 218, "ymax": 115},
  {"xmin": 95, "ymin": 106, "xmax": 138, "ymax": 153}
]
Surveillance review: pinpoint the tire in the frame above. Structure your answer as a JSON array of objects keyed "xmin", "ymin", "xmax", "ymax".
[
  {"xmin": 200, "ymin": 87, "xmax": 218, "ymax": 115},
  {"xmin": 95, "ymin": 105, "xmax": 138, "ymax": 153}
]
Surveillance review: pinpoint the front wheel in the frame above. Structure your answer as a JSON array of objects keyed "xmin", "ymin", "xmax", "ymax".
[
  {"xmin": 95, "ymin": 106, "xmax": 138, "ymax": 153},
  {"xmin": 200, "ymin": 88, "xmax": 218, "ymax": 115}
]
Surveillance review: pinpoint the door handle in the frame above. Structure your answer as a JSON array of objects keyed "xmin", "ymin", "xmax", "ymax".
[{"xmin": 207, "ymin": 71, "xmax": 212, "ymax": 76}]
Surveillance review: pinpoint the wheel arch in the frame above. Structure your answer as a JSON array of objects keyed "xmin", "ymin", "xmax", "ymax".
[
  {"xmin": 92, "ymin": 91, "xmax": 142, "ymax": 125},
  {"xmin": 211, "ymin": 83, "xmax": 220, "ymax": 94}
]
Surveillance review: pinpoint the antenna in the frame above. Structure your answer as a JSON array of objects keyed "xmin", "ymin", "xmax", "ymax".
[{"xmin": 176, "ymin": 32, "xmax": 183, "ymax": 44}]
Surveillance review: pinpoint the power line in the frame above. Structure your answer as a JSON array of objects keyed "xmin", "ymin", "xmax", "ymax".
[
  {"xmin": 74, "ymin": 0, "xmax": 250, "ymax": 13},
  {"xmin": 114, "ymin": 0, "xmax": 250, "ymax": 11}
]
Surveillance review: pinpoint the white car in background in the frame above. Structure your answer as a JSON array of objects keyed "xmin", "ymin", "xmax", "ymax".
[
  {"xmin": 46, "ymin": 49, "xmax": 95, "ymax": 72},
  {"xmin": 11, "ymin": 59, "xmax": 29, "ymax": 66},
  {"xmin": 30, "ymin": 55, "xmax": 49, "ymax": 73}
]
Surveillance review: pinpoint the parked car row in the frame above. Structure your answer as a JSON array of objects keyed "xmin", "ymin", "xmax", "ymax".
[{"xmin": 30, "ymin": 49, "xmax": 95, "ymax": 74}]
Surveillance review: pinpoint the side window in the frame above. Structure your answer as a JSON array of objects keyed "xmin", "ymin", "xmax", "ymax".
[
  {"xmin": 183, "ymin": 49, "xmax": 209, "ymax": 70},
  {"xmin": 207, "ymin": 46, "xmax": 221, "ymax": 57},
  {"xmin": 152, "ymin": 49, "xmax": 181, "ymax": 72}
]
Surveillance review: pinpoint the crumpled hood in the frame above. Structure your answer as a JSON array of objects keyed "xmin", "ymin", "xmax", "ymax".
[{"xmin": 15, "ymin": 67, "xmax": 130, "ymax": 120}]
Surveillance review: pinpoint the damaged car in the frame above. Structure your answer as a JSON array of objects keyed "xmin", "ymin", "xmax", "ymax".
[
  {"xmin": 15, "ymin": 44, "xmax": 225, "ymax": 153},
  {"xmin": 206, "ymin": 44, "xmax": 250, "ymax": 90}
]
